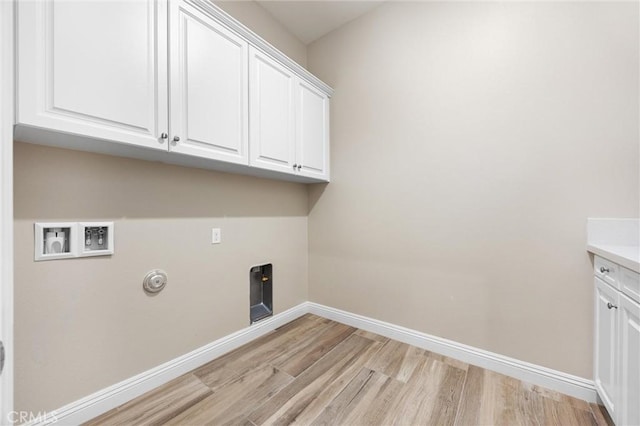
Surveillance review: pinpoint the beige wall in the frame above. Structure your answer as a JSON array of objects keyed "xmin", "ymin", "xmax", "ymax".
[
  {"xmin": 14, "ymin": 143, "xmax": 308, "ymax": 413},
  {"xmin": 214, "ymin": 0, "xmax": 307, "ymax": 67},
  {"xmin": 307, "ymin": 1, "xmax": 639, "ymax": 379}
]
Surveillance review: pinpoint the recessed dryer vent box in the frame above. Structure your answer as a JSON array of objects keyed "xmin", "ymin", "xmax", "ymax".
[
  {"xmin": 79, "ymin": 222, "xmax": 114, "ymax": 257},
  {"xmin": 250, "ymin": 264, "xmax": 273, "ymax": 324},
  {"xmin": 34, "ymin": 222, "xmax": 77, "ymax": 261}
]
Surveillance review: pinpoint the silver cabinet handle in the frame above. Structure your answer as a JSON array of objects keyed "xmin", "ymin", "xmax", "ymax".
[
  {"xmin": 607, "ymin": 302, "xmax": 618, "ymax": 310},
  {"xmin": 172, "ymin": 136, "xmax": 180, "ymax": 144},
  {"xmin": 160, "ymin": 133, "xmax": 168, "ymax": 139},
  {"xmin": 293, "ymin": 163, "xmax": 297, "ymax": 170},
  {"xmin": 600, "ymin": 267, "xmax": 610, "ymax": 273},
  {"xmin": 297, "ymin": 164, "xmax": 302, "ymax": 170}
]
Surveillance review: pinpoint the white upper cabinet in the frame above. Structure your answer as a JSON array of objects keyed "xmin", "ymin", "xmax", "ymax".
[
  {"xmin": 17, "ymin": 0, "xmax": 168, "ymax": 151},
  {"xmin": 296, "ymin": 80, "xmax": 330, "ymax": 180},
  {"xmin": 249, "ymin": 47, "xmax": 296, "ymax": 174},
  {"xmin": 16, "ymin": 0, "xmax": 332, "ymax": 183},
  {"xmin": 250, "ymin": 48, "xmax": 330, "ymax": 181},
  {"xmin": 169, "ymin": 1, "xmax": 248, "ymax": 164}
]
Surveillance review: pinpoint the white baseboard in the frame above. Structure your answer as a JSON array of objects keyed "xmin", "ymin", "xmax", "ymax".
[
  {"xmin": 30, "ymin": 304, "xmax": 309, "ymax": 426},
  {"xmin": 32, "ymin": 301, "xmax": 597, "ymax": 425},
  {"xmin": 307, "ymin": 302, "xmax": 598, "ymax": 403}
]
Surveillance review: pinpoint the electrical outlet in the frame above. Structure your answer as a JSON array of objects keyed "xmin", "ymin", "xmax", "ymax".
[{"xmin": 212, "ymin": 228, "xmax": 222, "ymax": 244}]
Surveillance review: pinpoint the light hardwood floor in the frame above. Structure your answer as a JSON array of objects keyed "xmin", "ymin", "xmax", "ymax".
[{"xmin": 86, "ymin": 314, "xmax": 613, "ymax": 426}]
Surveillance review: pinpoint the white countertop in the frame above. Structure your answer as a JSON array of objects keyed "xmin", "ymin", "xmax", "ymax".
[
  {"xmin": 587, "ymin": 244, "xmax": 640, "ymax": 273},
  {"xmin": 587, "ymin": 218, "xmax": 639, "ymax": 272}
]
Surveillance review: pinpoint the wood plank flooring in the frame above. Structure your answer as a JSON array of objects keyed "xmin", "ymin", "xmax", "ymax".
[{"xmin": 86, "ymin": 314, "xmax": 613, "ymax": 426}]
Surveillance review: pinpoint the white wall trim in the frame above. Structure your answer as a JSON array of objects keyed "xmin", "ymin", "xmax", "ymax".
[
  {"xmin": 0, "ymin": 0, "xmax": 15, "ymax": 424},
  {"xmin": 307, "ymin": 303, "xmax": 598, "ymax": 403},
  {"xmin": 28, "ymin": 304, "xmax": 309, "ymax": 426},
  {"xmin": 30, "ymin": 302, "xmax": 597, "ymax": 425}
]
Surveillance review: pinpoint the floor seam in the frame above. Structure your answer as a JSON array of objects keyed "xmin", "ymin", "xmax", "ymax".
[{"xmin": 451, "ymin": 364, "xmax": 470, "ymax": 426}]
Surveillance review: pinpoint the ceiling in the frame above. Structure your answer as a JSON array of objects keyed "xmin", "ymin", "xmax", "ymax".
[{"xmin": 255, "ymin": 1, "xmax": 383, "ymax": 44}]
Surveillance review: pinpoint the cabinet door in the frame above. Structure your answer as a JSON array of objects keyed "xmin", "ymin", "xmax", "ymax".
[
  {"xmin": 296, "ymin": 80, "xmax": 330, "ymax": 181},
  {"xmin": 594, "ymin": 277, "xmax": 619, "ymax": 417},
  {"xmin": 17, "ymin": 0, "xmax": 168, "ymax": 151},
  {"xmin": 170, "ymin": 0, "xmax": 248, "ymax": 164},
  {"xmin": 249, "ymin": 47, "xmax": 296, "ymax": 174},
  {"xmin": 619, "ymin": 293, "xmax": 640, "ymax": 426}
]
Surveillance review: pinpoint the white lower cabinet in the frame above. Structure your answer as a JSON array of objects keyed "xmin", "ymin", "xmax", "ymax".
[
  {"xmin": 593, "ymin": 257, "xmax": 640, "ymax": 425},
  {"xmin": 618, "ymin": 293, "xmax": 640, "ymax": 426},
  {"xmin": 594, "ymin": 277, "xmax": 619, "ymax": 415}
]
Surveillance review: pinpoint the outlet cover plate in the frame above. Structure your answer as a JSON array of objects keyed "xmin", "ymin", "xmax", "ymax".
[{"xmin": 212, "ymin": 228, "xmax": 221, "ymax": 244}]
